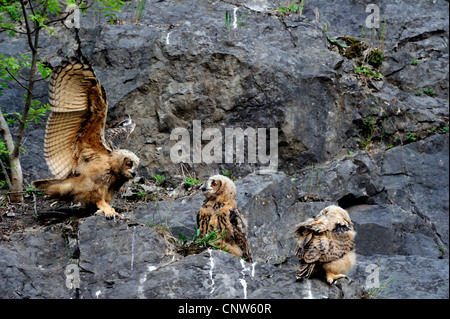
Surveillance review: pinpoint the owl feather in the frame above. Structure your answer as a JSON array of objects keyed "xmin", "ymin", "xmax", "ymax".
[
  {"xmin": 197, "ymin": 175, "xmax": 253, "ymax": 262},
  {"xmin": 33, "ymin": 57, "xmax": 139, "ymax": 219},
  {"xmin": 295, "ymin": 205, "xmax": 356, "ymax": 284}
]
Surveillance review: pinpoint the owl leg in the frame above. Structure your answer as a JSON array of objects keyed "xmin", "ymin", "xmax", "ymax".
[
  {"xmin": 325, "ymin": 272, "xmax": 349, "ymax": 285},
  {"xmin": 95, "ymin": 199, "xmax": 120, "ymax": 219}
]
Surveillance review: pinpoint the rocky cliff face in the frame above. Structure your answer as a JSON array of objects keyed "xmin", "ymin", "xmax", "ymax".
[{"xmin": 0, "ymin": 0, "xmax": 448, "ymax": 299}]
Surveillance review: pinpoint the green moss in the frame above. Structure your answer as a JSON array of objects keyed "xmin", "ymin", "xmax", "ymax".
[{"xmin": 327, "ymin": 35, "xmax": 384, "ymax": 68}]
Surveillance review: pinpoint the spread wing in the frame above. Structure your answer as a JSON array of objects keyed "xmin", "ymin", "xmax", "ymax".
[{"xmin": 45, "ymin": 57, "xmax": 110, "ymax": 178}]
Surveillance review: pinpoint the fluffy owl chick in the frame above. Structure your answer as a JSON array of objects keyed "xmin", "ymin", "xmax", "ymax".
[
  {"xmin": 294, "ymin": 205, "xmax": 356, "ymax": 284},
  {"xmin": 197, "ymin": 175, "xmax": 253, "ymax": 262},
  {"xmin": 32, "ymin": 57, "xmax": 139, "ymax": 219},
  {"xmin": 33, "ymin": 150, "xmax": 139, "ymax": 218}
]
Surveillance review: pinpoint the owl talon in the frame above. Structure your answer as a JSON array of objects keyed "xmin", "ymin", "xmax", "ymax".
[
  {"xmin": 327, "ymin": 274, "xmax": 350, "ymax": 285},
  {"xmin": 105, "ymin": 212, "xmax": 118, "ymax": 220},
  {"xmin": 95, "ymin": 205, "xmax": 120, "ymax": 220}
]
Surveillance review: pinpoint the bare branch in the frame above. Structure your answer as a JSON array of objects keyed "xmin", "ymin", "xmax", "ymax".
[
  {"xmin": 44, "ymin": 11, "xmax": 72, "ymax": 26},
  {"xmin": 4, "ymin": 68, "xmax": 31, "ymax": 93},
  {"xmin": 27, "ymin": 0, "xmax": 38, "ymax": 17},
  {"xmin": 0, "ymin": 26, "xmax": 29, "ymax": 35},
  {"xmin": 7, "ymin": 66, "xmax": 30, "ymax": 83},
  {"xmin": 19, "ymin": 0, "xmax": 36, "ymax": 53}
]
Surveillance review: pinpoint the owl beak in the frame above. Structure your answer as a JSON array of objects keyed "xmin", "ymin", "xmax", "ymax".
[{"xmin": 200, "ymin": 184, "xmax": 206, "ymax": 192}]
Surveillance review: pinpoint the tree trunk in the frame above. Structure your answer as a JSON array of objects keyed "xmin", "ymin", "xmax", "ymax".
[
  {"xmin": 0, "ymin": 113, "xmax": 15, "ymax": 192},
  {"xmin": 8, "ymin": 156, "xmax": 23, "ymax": 202},
  {"xmin": 7, "ymin": 52, "xmax": 38, "ymax": 203},
  {"xmin": 2, "ymin": 110, "xmax": 25, "ymax": 202},
  {"xmin": 7, "ymin": 0, "xmax": 42, "ymax": 202}
]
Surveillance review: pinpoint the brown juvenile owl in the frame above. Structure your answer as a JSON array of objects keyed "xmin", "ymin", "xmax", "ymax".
[
  {"xmin": 197, "ymin": 175, "xmax": 253, "ymax": 262},
  {"xmin": 32, "ymin": 57, "xmax": 139, "ymax": 219},
  {"xmin": 294, "ymin": 205, "xmax": 356, "ymax": 284}
]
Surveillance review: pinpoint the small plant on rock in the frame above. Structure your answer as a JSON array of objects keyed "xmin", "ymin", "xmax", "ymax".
[
  {"xmin": 152, "ymin": 174, "xmax": 165, "ymax": 186},
  {"xmin": 409, "ymin": 57, "xmax": 419, "ymax": 66},
  {"xmin": 184, "ymin": 177, "xmax": 200, "ymax": 189},
  {"xmin": 422, "ymin": 88, "xmax": 436, "ymax": 97},
  {"xmin": 133, "ymin": 0, "xmax": 147, "ymax": 23},
  {"xmin": 355, "ymin": 64, "xmax": 384, "ymax": 79},
  {"xmin": 405, "ymin": 131, "xmax": 418, "ymax": 143},
  {"xmin": 357, "ymin": 116, "xmax": 377, "ymax": 150},
  {"xmin": 98, "ymin": 0, "xmax": 125, "ymax": 24},
  {"xmin": 225, "ymin": 8, "xmax": 248, "ymax": 30},
  {"xmin": 439, "ymin": 126, "xmax": 449, "ymax": 134},
  {"xmin": 175, "ymin": 228, "xmax": 229, "ymax": 256},
  {"xmin": 270, "ymin": 1, "xmax": 308, "ymax": 16},
  {"xmin": 367, "ymin": 49, "xmax": 384, "ymax": 68},
  {"xmin": 221, "ymin": 170, "xmax": 232, "ymax": 177}
]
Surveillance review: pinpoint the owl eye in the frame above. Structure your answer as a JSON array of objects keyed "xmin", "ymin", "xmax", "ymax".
[
  {"xmin": 211, "ymin": 181, "xmax": 217, "ymax": 187},
  {"xmin": 125, "ymin": 161, "xmax": 133, "ymax": 169}
]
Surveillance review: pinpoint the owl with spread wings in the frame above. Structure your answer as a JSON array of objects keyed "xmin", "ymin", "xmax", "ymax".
[
  {"xmin": 32, "ymin": 57, "xmax": 139, "ymax": 219},
  {"xmin": 197, "ymin": 175, "xmax": 253, "ymax": 262},
  {"xmin": 294, "ymin": 205, "xmax": 356, "ymax": 284}
]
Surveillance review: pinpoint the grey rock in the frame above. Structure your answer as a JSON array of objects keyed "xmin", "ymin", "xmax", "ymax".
[
  {"xmin": 0, "ymin": 0, "xmax": 448, "ymax": 300},
  {"xmin": 0, "ymin": 225, "xmax": 72, "ymax": 299},
  {"xmin": 3, "ymin": 0, "xmax": 448, "ymax": 181},
  {"xmin": 349, "ymin": 204, "xmax": 442, "ymax": 258},
  {"xmin": 354, "ymin": 255, "xmax": 449, "ymax": 299},
  {"xmin": 77, "ymin": 216, "xmax": 179, "ymax": 299},
  {"xmin": 134, "ymin": 193, "xmax": 204, "ymax": 238},
  {"xmin": 139, "ymin": 249, "xmax": 365, "ymax": 299},
  {"xmin": 1, "ymin": 136, "xmax": 448, "ymax": 298},
  {"xmin": 378, "ymin": 134, "xmax": 449, "ymax": 247}
]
